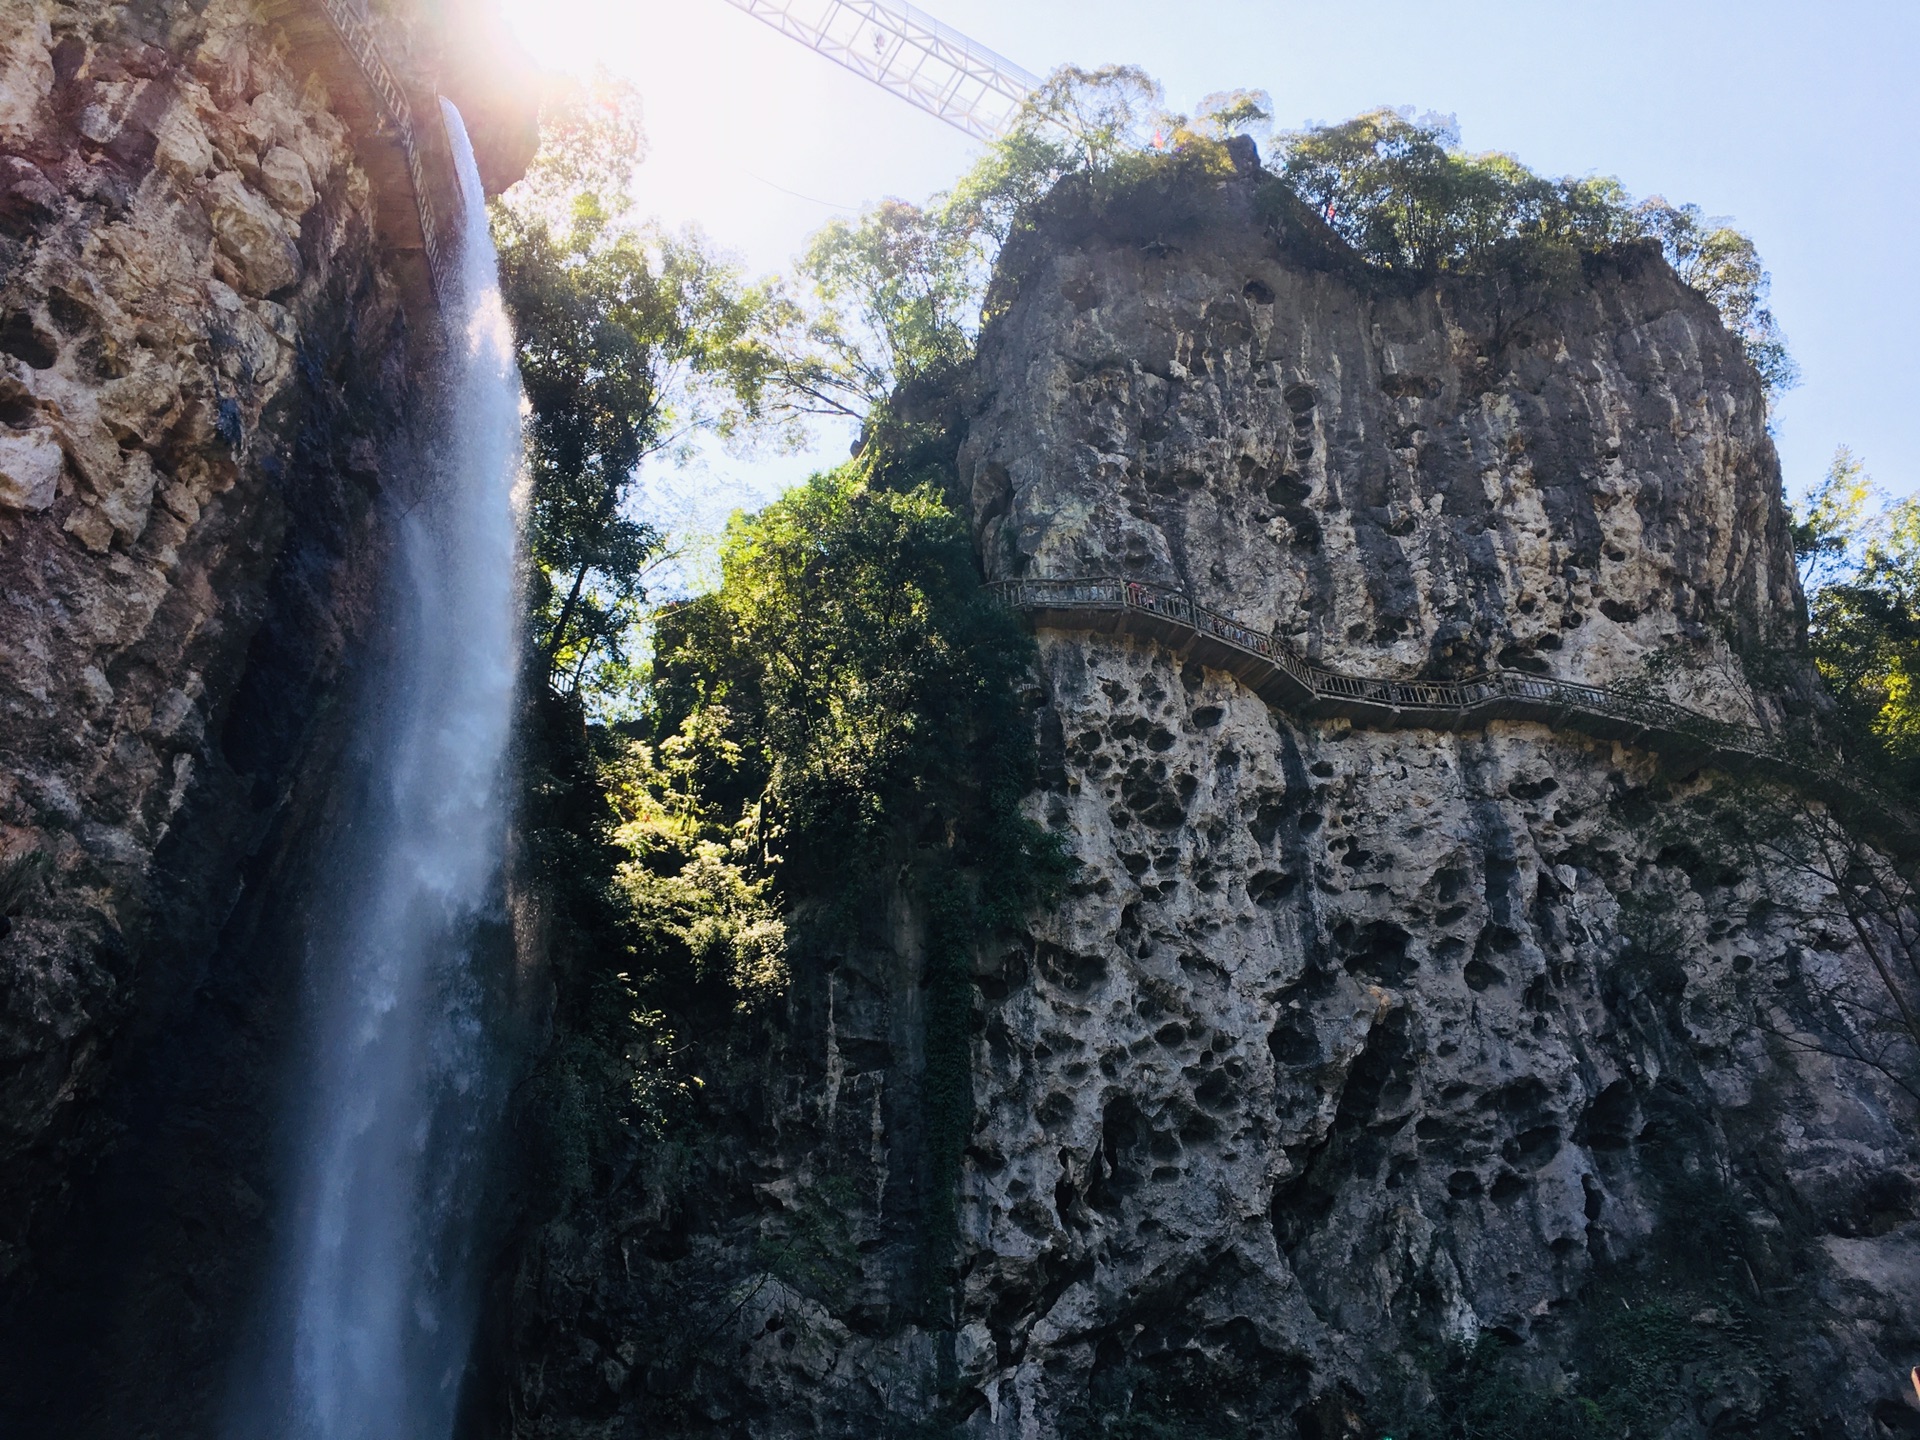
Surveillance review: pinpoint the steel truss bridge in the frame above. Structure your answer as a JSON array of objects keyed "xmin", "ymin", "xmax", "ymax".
[
  {"xmin": 282, "ymin": 0, "xmax": 1041, "ymax": 313},
  {"xmin": 719, "ymin": 0, "xmax": 1042, "ymax": 141}
]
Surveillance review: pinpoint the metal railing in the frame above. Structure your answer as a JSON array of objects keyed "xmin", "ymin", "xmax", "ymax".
[
  {"xmin": 718, "ymin": 0, "xmax": 1041, "ymax": 140},
  {"xmin": 998, "ymin": 574, "xmax": 1920, "ymax": 850},
  {"xmin": 312, "ymin": 0, "xmax": 452, "ymax": 302},
  {"xmin": 989, "ymin": 574, "xmax": 1833, "ymax": 776}
]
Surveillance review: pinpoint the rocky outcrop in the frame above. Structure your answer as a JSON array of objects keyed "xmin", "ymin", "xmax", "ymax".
[
  {"xmin": 495, "ymin": 169, "xmax": 1919, "ymax": 1438},
  {"xmin": 0, "ymin": 0, "xmax": 529, "ymax": 1427},
  {"xmin": 964, "ymin": 179, "xmax": 1805, "ymax": 728},
  {"xmin": 941, "ymin": 172, "xmax": 1918, "ymax": 1435},
  {"xmin": 0, "ymin": 0, "xmax": 402, "ymax": 1273}
]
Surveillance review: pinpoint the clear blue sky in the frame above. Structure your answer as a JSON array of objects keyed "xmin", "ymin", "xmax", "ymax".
[{"xmin": 499, "ymin": 0, "xmax": 1919, "ymax": 526}]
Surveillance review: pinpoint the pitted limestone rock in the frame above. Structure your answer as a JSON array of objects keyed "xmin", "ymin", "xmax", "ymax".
[
  {"xmin": 961, "ymin": 187, "xmax": 1803, "ymax": 728},
  {"xmin": 943, "ymin": 179, "xmax": 1915, "ymax": 1436},
  {"xmin": 488, "ymin": 170, "xmax": 1915, "ymax": 1440},
  {"xmin": 955, "ymin": 630, "xmax": 1916, "ymax": 1434}
]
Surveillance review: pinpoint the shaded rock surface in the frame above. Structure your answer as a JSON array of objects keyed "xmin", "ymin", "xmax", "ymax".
[
  {"xmin": 495, "ymin": 173, "xmax": 1920, "ymax": 1438},
  {"xmin": 0, "ymin": 0, "xmax": 530, "ymax": 1429}
]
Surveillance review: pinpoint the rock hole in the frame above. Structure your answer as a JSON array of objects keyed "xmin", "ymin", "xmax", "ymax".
[
  {"xmin": 1248, "ymin": 869, "xmax": 1297, "ymax": 907},
  {"xmin": 1193, "ymin": 1070, "xmax": 1233, "ymax": 1111},
  {"xmin": 46, "ymin": 291, "xmax": 90, "ymax": 335},
  {"xmin": 1575, "ymin": 1080, "xmax": 1636, "ymax": 1151},
  {"xmin": 1265, "ymin": 472, "xmax": 1310, "ymax": 506},
  {"xmin": 1090, "ymin": 1097, "xmax": 1145, "ymax": 1210},
  {"xmin": 1505, "ymin": 1124, "xmax": 1563, "ymax": 1170},
  {"xmin": 1336, "ymin": 920, "xmax": 1415, "ymax": 986},
  {"xmin": 1463, "ymin": 958, "xmax": 1505, "ymax": 991},
  {"xmin": 0, "ymin": 314, "xmax": 57, "ymax": 370},
  {"xmin": 1496, "ymin": 643, "xmax": 1551, "ymax": 674},
  {"xmin": 1036, "ymin": 942, "xmax": 1108, "ymax": 993},
  {"xmin": 1268, "ymin": 1018, "xmax": 1318, "ymax": 1066}
]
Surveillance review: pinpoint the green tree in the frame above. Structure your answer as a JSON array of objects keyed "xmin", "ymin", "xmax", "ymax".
[
  {"xmin": 493, "ymin": 78, "xmax": 791, "ymax": 696},
  {"xmin": 655, "ymin": 464, "xmax": 1051, "ymax": 891},
  {"xmin": 1793, "ymin": 448, "xmax": 1920, "ymax": 777},
  {"xmin": 780, "ymin": 66, "xmax": 1183, "ymax": 424},
  {"xmin": 779, "ymin": 198, "xmax": 979, "ymax": 419},
  {"xmin": 646, "ymin": 461, "xmax": 1067, "ymax": 1303},
  {"xmin": 1277, "ymin": 108, "xmax": 1622, "ymax": 271},
  {"xmin": 1793, "ymin": 445, "xmax": 1877, "ymax": 592},
  {"xmin": 1273, "ymin": 107, "xmax": 1794, "ymax": 397},
  {"xmin": 1635, "ymin": 199, "xmax": 1798, "ymax": 395}
]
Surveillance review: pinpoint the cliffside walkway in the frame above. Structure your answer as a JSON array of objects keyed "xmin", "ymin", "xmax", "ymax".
[
  {"xmin": 266, "ymin": 0, "xmax": 462, "ymax": 311},
  {"xmin": 993, "ymin": 576, "xmax": 1919, "ymax": 845}
]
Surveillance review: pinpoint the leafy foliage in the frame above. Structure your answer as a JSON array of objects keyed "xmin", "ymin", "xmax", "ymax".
[
  {"xmin": 646, "ymin": 466, "xmax": 1069, "ymax": 1301},
  {"xmin": 778, "ymin": 199, "xmax": 981, "ymax": 420},
  {"xmin": 656, "ymin": 467, "xmax": 1046, "ymax": 887},
  {"xmin": 1278, "ymin": 108, "xmax": 1640, "ymax": 274},
  {"xmin": 1274, "ymin": 108, "xmax": 1794, "ymax": 395},
  {"xmin": 493, "ymin": 79, "xmax": 791, "ymax": 697},
  {"xmin": 786, "ymin": 80, "xmax": 1795, "ymax": 431},
  {"xmin": 501, "ymin": 70, "xmax": 647, "ymax": 229},
  {"xmin": 1635, "ymin": 200, "xmax": 1798, "ymax": 395},
  {"xmin": 1792, "ymin": 448, "xmax": 1920, "ymax": 786},
  {"xmin": 777, "ymin": 67, "xmax": 1208, "ymax": 424},
  {"xmin": 516, "ymin": 447, "xmax": 1065, "ymax": 1309}
]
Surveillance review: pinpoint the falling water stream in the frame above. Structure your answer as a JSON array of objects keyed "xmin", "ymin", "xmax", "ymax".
[{"xmin": 226, "ymin": 102, "xmax": 522, "ymax": 1439}]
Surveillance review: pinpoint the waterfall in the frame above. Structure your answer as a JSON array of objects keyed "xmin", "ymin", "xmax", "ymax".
[{"xmin": 225, "ymin": 101, "xmax": 523, "ymax": 1439}]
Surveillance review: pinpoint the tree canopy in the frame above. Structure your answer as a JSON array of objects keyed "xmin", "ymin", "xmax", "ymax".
[
  {"xmin": 1273, "ymin": 108, "xmax": 1796, "ymax": 395},
  {"xmin": 776, "ymin": 78, "xmax": 1796, "ymax": 433},
  {"xmin": 492, "ymin": 76, "xmax": 792, "ymax": 697},
  {"xmin": 1793, "ymin": 448, "xmax": 1920, "ymax": 786}
]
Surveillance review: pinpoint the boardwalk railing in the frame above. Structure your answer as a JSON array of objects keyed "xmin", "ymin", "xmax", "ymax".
[
  {"xmin": 991, "ymin": 575, "xmax": 1919, "ymax": 845},
  {"xmin": 261, "ymin": 0, "xmax": 461, "ymax": 310},
  {"xmin": 312, "ymin": 0, "xmax": 453, "ymax": 302}
]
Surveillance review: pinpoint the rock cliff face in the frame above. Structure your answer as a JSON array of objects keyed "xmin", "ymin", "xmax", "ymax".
[
  {"xmin": 497, "ymin": 173, "xmax": 1919, "ymax": 1437},
  {"xmin": 964, "ymin": 182, "xmax": 1802, "ymax": 725},
  {"xmin": 0, "ymin": 0, "xmax": 400, "ymax": 1270},
  {"xmin": 0, "ymin": 0, "xmax": 528, "ymax": 1427},
  {"xmin": 950, "ymin": 177, "xmax": 1916, "ymax": 1436}
]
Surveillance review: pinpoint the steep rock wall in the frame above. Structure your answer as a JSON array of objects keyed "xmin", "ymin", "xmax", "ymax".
[
  {"xmin": 0, "ymin": 0, "xmax": 409, "ymax": 1271},
  {"xmin": 0, "ymin": 0, "xmax": 529, "ymax": 1427},
  {"xmin": 494, "ymin": 173, "xmax": 1918, "ymax": 1440},
  {"xmin": 965, "ymin": 178, "xmax": 1807, "ymax": 727},
  {"xmin": 944, "ymin": 173, "xmax": 1917, "ymax": 1435}
]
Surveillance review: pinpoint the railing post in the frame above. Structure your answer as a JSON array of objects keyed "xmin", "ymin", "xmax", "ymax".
[{"xmin": 987, "ymin": 575, "xmax": 1912, "ymax": 844}]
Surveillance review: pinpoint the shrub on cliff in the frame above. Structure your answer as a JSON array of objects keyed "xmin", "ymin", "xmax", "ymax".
[
  {"xmin": 516, "ymin": 454, "xmax": 1064, "ymax": 1287},
  {"xmin": 647, "ymin": 459, "xmax": 1066, "ymax": 1305},
  {"xmin": 1793, "ymin": 446, "xmax": 1920, "ymax": 790},
  {"xmin": 784, "ymin": 76, "xmax": 1796, "ymax": 421},
  {"xmin": 1274, "ymin": 108, "xmax": 1796, "ymax": 395}
]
